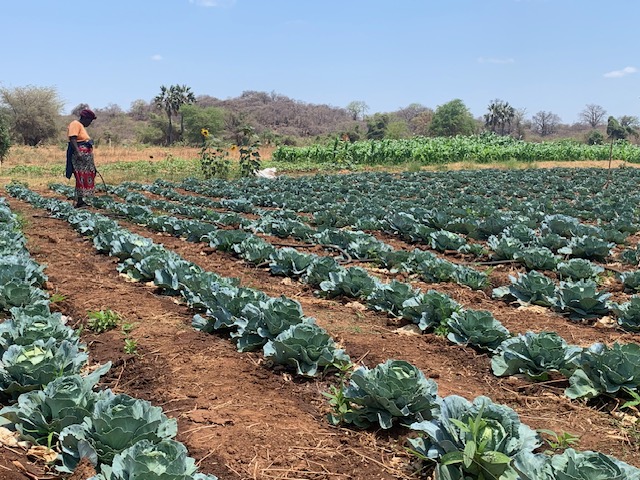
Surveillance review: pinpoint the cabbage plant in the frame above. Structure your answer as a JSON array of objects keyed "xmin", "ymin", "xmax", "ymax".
[
  {"xmin": 232, "ymin": 236, "xmax": 275, "ymax": 264},
  {"xmin": 553, "ymin": 280, "xmax": 611, "ymax": 320},
  {"xmin": 429, "ymin": 230, "xmax": 467, "ymax": 252},
  {"xmin": 268, "ymin": 248, "xmax": 314, "ymax": 276},
  {"xmin": 565, "ymin": 342, "xmax": 640, "ymax": 399},
  {"xmin": 89, "ymin": 439, "xmax": 218, "ymax": 480},
  {"xmin": 58, "ymin": 392, "xmax": 178, "ymax": 472},
  {"xmin": 263, "ymin": 323, "xmax": 351, "ymax": 377},
  {"xmin": 0, "ymin": 371, "xmax": 108, "ymax": 446},
  {"xmin": 318, "ymin": 267, "xmax": 379, "ymax": 299},
  {"xmin": 332, "ymin": 360, "xmax": 440, "ymax": 429},
  {"xmin": 0, "ymin": 308, "xmax": 77, "ymax": 355},
  {"xmin": 401, "ymin": 290, "xmax": 462, "ymax": 332},
  {"xmin": 232, "ymin": 296, "xmax": 308, "ymax": 352},
  {"xmin": 492, "ymin": 270, "xmax": 556, "ymax": 307},
  {"xmin": 367, "ymin": 280, "xmax": 419, "ymax": 318},
  {"xmin": 487, "ymin": 235, "xmax": 524, "ymax": 260},
  {"xmin": 450, "ymin": 265, "xmax": 489, "ymax": 290},
  {"xmin": 620, "ymin": 270, "xmax": 640, "ymax": 293},
  {"xmin": 556, "ymin": 259, "xmax": 604, "ymax": 281},
  {"xmin": 513, "ymin": 448, "xmax": 640, "ymax": 480},
  {"xmin": 491, "ymin": 332, "xmax": 582, "ymax": 381},
  {"xmin": 301, "ymin": 256, "xmax": 343, "ymax": 287},
  {"xmin": 408, "ymin": 395, "xmax": 540, "ymax": 480},
  {"xmin": 0, "ymin": 338, "xmax": 89, "ymax": 400},
  {"xmin": 558, "ymin": 235, "xmax": 614, "ymax": 261},
  {"xmin": 611, "ymin": 296, "xmax": 640, "ymax": 332},
  {"xmin": 446, "ymin": 310, "xmax": 511, "ymax": 352},
  {"xmin": 513, "ymin": 247, "xmax": 560, "ymax": 271}
]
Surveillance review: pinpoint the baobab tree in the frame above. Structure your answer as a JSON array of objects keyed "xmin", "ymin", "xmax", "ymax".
[
  {"xmin": 531, "ymin": 111, "xmax": 561, "ymax": 137},
  {"xmin": 579, "ymin": 104, "xmax": 607, "ymax": 128}
]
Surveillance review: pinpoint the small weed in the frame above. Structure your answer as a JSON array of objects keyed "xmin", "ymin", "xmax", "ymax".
[
  {"xmin": 121, "ymin": 322, "xmax": 136, "ymax": 335},
  {"xmin": 434, "ymin": 323, "xmax": 450, "ymax": 337},
  {"xmin": 87, "ymin": 309, "xmax": 121, "ymax": 334},
  {"xmin": 538, "ymin": 429, "xmax": 580, "ymax": 453},
  {"xmin": 14, "ymin": 212, "xmax": 28, "ymax": 230},
  {"xmin": 49, "ymin": 293, "xmax": 66, "ymax": 303},
  {"xmin": 323, "ymin": 383, "xmax": 353, "ymax": 425},
  {"xmin": 123, "ymin": 338, "xmax": 138, "ymax": 355},
  {"xmin": 621, "ymin": 387, "xmax": 640, "ymax": 410}
]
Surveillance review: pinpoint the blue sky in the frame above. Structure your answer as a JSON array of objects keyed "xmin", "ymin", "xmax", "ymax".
[{"xmin": 2, "ymin": 0, "xmax": 638, "ymax": 124}]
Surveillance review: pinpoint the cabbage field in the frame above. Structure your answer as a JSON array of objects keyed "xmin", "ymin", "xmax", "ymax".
[{"xmin": 1, "ymin": 166, "xmax": 640, "ymax": 479}]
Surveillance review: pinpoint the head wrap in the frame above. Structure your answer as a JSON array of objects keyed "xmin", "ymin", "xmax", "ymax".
[{"xmin": 80, "ymin": 109, "xmax": 97, "ymax": 120}]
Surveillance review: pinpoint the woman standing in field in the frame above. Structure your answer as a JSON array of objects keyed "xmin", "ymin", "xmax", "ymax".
[{"xmin": 66, "ymin": 109, "xmax": 97, "ymax": 208}]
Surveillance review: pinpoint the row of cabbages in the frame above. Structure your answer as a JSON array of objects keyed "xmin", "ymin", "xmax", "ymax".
[
  {"xmin": 0, "ymin": 196, "xmax": 218, "ymax": 480},
  {"xmin": 7, "ymin": 184, "xmax": 352, "ymax": 379},
  {"xmin": 45, "ymin": 184, "xmax": 640, "ymax": 400},
  {"xmin": 11, "ymin": 185, "xmax": 640, "ymax": 479},
  {"xmin": 329, "ymin": 359, "xmax": 640, "ymax": 480},
  {"xmin": 49, "ymin": 181, "xmax": 489, "ymax": 291},
  {"xmin": 62, "ymin": 180, "xmax": 640, "ymax": 329}
]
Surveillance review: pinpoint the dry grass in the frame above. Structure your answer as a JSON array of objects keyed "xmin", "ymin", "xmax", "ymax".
[
  {"xmin": 0, "ymin": 144, "xmax": 277, "ymax": 187},
  {"xmin": 1, "ymin": 144, "xmax": 276, "ymax": 166}
]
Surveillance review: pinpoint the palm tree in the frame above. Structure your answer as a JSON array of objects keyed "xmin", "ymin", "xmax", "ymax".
[
  {"xmin": 484, "ymin": 99, "xmax": 515, "ymax": 136},
  {"xmin": 173, "ymin": 84, "xmax": 196, "ymax": 138},
  {"xmin": 154, "ymin": 84, "xmax": 196, "ymax": 144},
  {"xmin": 154, "ymin": 85, "xmax": 174, "ymax": 145}
]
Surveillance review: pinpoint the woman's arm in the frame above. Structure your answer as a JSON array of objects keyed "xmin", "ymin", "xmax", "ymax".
[{"xmin": 69, "ymin": 136, "xmax": 81, "ymax": 157}]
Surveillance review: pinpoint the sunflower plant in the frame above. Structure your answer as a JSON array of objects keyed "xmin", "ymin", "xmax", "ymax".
[
  {"xmin": 199, "ymin": 128, "xmax": 231, "ymax": 179},
  {"xmin": 237, "ymin": 125, "xmax": 262, "ymax": 177}
]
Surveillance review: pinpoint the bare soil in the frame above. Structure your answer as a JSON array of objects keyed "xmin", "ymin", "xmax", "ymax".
[{"xmin": 1, "ymin": 186, "xmax": 639, "ymax": 480}]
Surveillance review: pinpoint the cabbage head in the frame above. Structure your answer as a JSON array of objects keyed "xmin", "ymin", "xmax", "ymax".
[
  {"xmin": 446, "ymin": 310, "xmax": 511, "ymax": 352},
  {"xmin": 263, "ymin": 323, "xmax": 351, "ymax": 377},
  {"xmin": 565, "ymin": 342, "xmax": 640, "ymax": 399},
  {"xmin": 492, "ymin": 271, "xmax": 556, "ymax": 307},
  {"xmin": 611, "ymin": 295, "xmax": 640, "ymax": 332},
  {"xmin": 491, "ymin": 332, "xmax": 582, "ymax": 381},
  {"xmin": 556, "ymin": 259, "xmax": 604, "ymax": 282},
  {"xmin": 336, "ymin": 359, "xmax": 440, "ymax": 429},
  {"xmin": 401, "ymin": 290, "xmax": 462, "ymax": 332},
  {"xmin": 367, "ymin": 280, "xmax": 419, "ymax": 318},
  {"xmin": 90, "ymin": 439, "xmax": 218, "ymax": 480},
  {"xmin": 58, "ymin": 391, "xmax": 178, "ymax": 472},
  {"xmin": 0, "ymin": 308, "xmax": 78, "ymax": 355},
  {"xmin": 0, "ymin": 338, "xmax": 88, "ymax": 400},
  {"xmin": 517, "ymin": 448, "xmax": 640, "ymax": 480},
  {"xmin": 553, "ymin": 280, "xmax": 611, "ymax": 320},
  {"xmin": 0, "ymin": 368, "xmax": 109, "ymax": 446}
]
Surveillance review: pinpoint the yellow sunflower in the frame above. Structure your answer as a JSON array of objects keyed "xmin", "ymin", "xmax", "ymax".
[{"xmin": 201, "ymin": 128, "xmax": 210, "ymax": 138}]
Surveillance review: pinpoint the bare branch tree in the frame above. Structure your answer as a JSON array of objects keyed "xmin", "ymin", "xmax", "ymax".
[
  {"xmin": 579, "ymin": 104, "xmax": 607, "ymax": 128},
  {"xmin": 531, "ymin": 111, "xmax": 561, "ymax": 136}
]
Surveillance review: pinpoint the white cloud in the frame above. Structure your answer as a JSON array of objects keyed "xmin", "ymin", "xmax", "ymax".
[
  {"xmin": 477, "ymin": 57, "xmax": 515, "ymax": 64},
  {"xmin": 603, "ymin": 66, "xmax": 637, "ymax": 78},
  {"xmin": 189, "ymin": 0, "xmax": 236, "ymax": 7},
  {"xmin": 151, "ymin": 54, "xmax": 163, "ymax": 61}
]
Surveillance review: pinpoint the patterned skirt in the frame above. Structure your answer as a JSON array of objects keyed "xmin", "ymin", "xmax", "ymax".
[{"xmin": 71, "ymin": 146, "xmax": 96, "ymax": 198}]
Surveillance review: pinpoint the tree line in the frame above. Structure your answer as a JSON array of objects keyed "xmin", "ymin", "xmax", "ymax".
[{"xmin": 0, "ymin": 84, "xmax": 638, "ymax": 163}]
